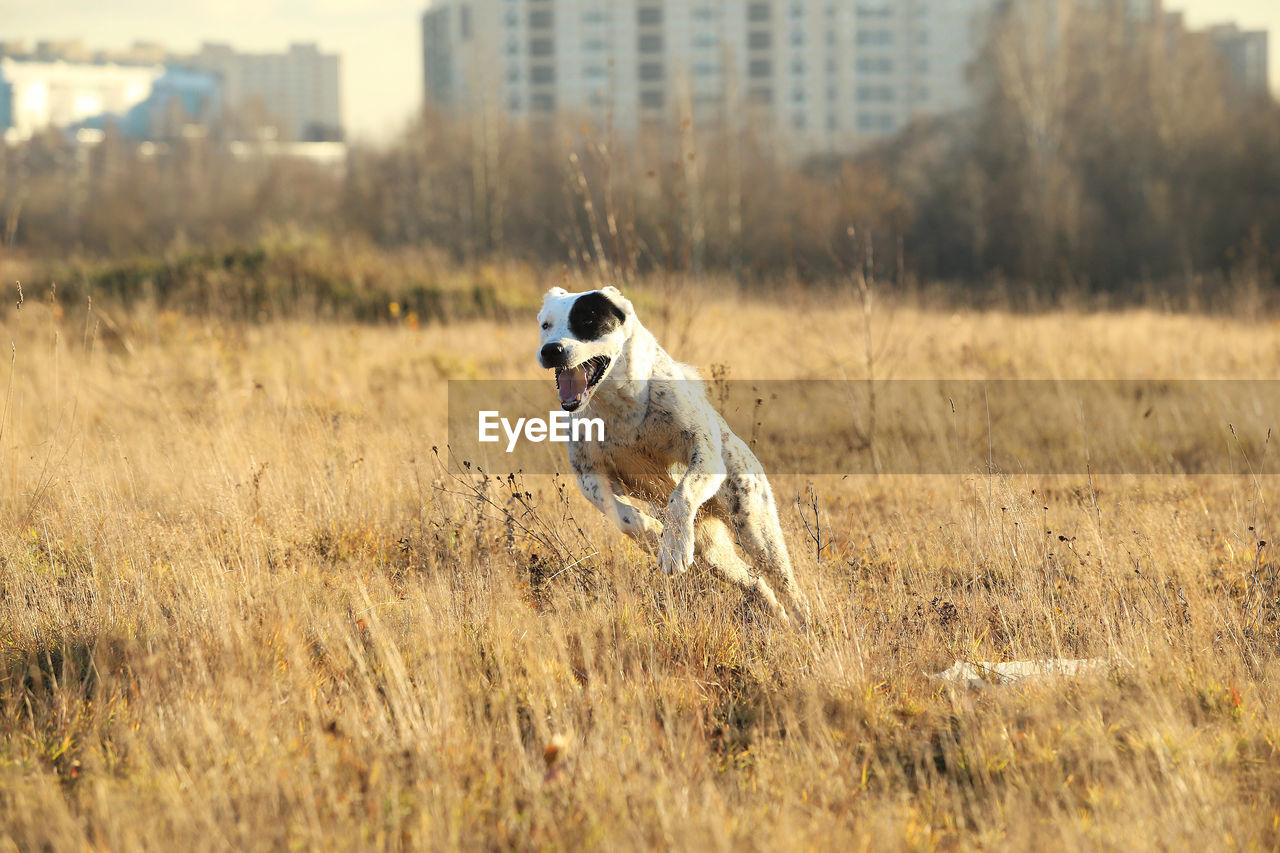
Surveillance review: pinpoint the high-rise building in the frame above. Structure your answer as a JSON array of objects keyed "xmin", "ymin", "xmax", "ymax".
[
  {"xmin": 190, "ymin": 42, "xmax": 343, "ymax": 142},
  {"xmin": 421, "ymin": 0, "xmax": 1000, "ymax": 153}
]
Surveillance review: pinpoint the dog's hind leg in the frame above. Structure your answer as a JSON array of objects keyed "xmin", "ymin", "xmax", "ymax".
[
  {"xmin": 694, "ymin": 516, "xmax": 786, "ymax": 621},
  {"xmin": 728, "ymin": 480, "xmax": 812, "ymax": 628}
]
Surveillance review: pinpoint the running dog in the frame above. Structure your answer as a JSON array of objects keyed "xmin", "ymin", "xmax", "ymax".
[{"xmin": 536, "ymin": 286, "xmax": 810, "ymax": 625}]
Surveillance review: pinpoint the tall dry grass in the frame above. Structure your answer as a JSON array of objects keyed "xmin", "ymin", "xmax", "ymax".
[{"xmin": 1, "ymin": 284, "xmax": 1278, "ymax": 850}]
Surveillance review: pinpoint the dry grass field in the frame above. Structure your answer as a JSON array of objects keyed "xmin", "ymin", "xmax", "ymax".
[{"xmin": 1, "ymin": 280, "xmax": 1278, "ymax": 850}]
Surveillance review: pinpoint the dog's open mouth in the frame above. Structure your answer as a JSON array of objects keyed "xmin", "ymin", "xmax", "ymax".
[{"xmin": 555, "ymin": 355, "xmax": 611, "ymax": 412}]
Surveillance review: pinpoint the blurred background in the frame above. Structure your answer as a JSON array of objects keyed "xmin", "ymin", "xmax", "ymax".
[{"xmin": 1, "ymin": 0, "xmax": 1276, "ymax": 305}]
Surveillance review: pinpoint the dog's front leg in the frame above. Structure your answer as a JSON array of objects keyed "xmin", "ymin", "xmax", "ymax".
[
  {"xmin": 659, "ymin": 441, "xmax": 725, "ymax": 575},
  {"xmin": 574, "ymin": 470, "xmax": 664, "ymax": 549}
]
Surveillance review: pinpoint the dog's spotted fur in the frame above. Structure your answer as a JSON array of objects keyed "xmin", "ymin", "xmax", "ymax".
[{"xmin": 536, "ymin": 286, "xmax": 811, "ymax": 625}]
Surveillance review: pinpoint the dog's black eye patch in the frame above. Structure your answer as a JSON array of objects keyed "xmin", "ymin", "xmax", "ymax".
[{"xmin": 568, "ymin": 291, "xmax": 626, "ymax": 340}]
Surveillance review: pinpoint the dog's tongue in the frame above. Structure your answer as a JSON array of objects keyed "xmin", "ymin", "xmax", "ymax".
[{"xmin": 557, "ymin": 366, "xmax": 587, "ymax": 403}]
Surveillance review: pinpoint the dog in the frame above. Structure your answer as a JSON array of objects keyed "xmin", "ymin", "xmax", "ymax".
[{"xmin": 536, "ymin": 285, "xmax": 810, "ymax": 625}]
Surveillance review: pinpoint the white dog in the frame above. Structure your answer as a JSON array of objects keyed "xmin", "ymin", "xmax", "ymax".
[{"xmin": 536, "ymin": 286, "xmax": 810, "ymax": 625}]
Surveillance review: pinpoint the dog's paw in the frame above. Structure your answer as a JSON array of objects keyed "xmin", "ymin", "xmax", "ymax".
[{"xmin": 657, "ymin": 527, "xmax": 694, "ymax": 575}]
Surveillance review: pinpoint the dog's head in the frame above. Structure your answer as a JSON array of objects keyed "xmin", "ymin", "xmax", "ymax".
[{"xmin": 537, "ymin": 286, "xmax": 634, "ymax": 412}]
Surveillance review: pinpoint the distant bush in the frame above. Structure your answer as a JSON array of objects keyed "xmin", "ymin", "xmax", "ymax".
[{"xmin": 21, "ymin": 232, "xmax": 545, "ymax": 323}]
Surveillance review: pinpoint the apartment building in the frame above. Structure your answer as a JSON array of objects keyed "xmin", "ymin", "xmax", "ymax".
[
  {"xmin": 422, "ymin": 0, "xmax": 999, "ymax": 153},
  {"xmin": 190, "ymin": 42, "xmax": 343, "ymax": 142}
]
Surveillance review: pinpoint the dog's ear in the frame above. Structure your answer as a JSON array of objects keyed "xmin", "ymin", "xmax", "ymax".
[
  {"xmin": 600, "ymin": 285, "xmax": 634, "ymax": 317},
  {"xmin": 545, "ymin": 286, "xmax": 569, "ymax": 298}
]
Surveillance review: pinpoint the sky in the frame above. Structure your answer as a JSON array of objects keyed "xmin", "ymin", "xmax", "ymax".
[{"xmin": 4, "ymin": 0, "xmax": 1278, "ymax": 143}]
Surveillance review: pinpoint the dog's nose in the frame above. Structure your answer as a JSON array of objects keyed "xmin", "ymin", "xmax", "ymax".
[{"xmin": 540, "ymin": 342, "xmax": 566, "ymax": 366}]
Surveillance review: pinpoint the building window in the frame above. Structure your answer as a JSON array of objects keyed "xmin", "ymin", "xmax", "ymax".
[
  {"xmin": 748, "ymin": 3, "xmax": 771, "ymax": 22},
  {"xmin": 793, "ymin": 113, "xmax": 806, "ymax": 129},
  {"xmin": 749, "ymin": 59, "xmax": 772, "ymax": 77},
  {"xmin": 858, "ymin": 113, "xmax": 874, "ymax": 130},
  {"xmin": 584, "ymin": 65, "xmax": 607, "ymax": 78},
  {"xmin": 790, "ymin": 2, "xmax": 804, "ymax": 17},
  {"xmin": 583, "ymin": 9, "xmax": 607, "ymax": 23},
  {"xmin": 916, "ymin": 85, "xmax": 929, "ymax": 101},
  {"xmin": 693, "ymin": 6, "xmax": 716, "ymax": 20},
  {"xmin": 916, "ymin": 30, "xmax": 929, "ymax": 45},
  {"xmin": 640, "ymin": 89, "xmax": 664, "ymax": 108},
  {"xmin": 827, "ymin": 114, "xmax": 837, "ymax": 130},
  {"xmin": 858, "ymin": 57, "xmax": 894, "ymax": 73},
  {"xmin": 509, "ymin": 95, "xmax": 522, "ymax": 110},
  {"xmin": 748, "ymin": 86, "xmax": 773, "ymax": 104},
  {"xmin": 506, "ymin": 40, "xmax": 519, "ymax": 56},
  {"xmin": 638, "ymin": 34, "xmax": 663, "ymax": 52},
  {"xmin": 531, "ymin": 65, "xmax": 555, "ymax": 84},
  {"xmin": 637, "ymin": 6, "xmax": 662, "ymax": 25},
  {"xmin": 694, "ymin": 34, "xmax": 717, "ymax": 49},
  {"xmin": 857, "ymin": 30, "xmax": 892, "ymax": 45},
  {"xmin": 858, "ymin": 85, "xmax": 894, "ymax": 102},
  {"xmin": 916, "ymin": 58, "xmax": 930, "ymax": 73},
  {"xmin": 639, "ymin": 62, "xmax": 664, "ymax": 81},
  {"xmin": 507, "ymin": 67, "xmax": 520, "ymax": 82},
  {"xmin": 827, "ymin": 84, "xmax": 836, "ymax": 100},
  {"xmin": 749, "ymin": 32, "xmax": 772, "ymax": 49},
  {"xmin": 791, "ymin": 30, "xmax": 805, "ymax": 46},
  {"xmin": 791, "ymin": 58, "xmax": 805, "ymax": 74},
  {"xmin": 879, "ymin": 113, "xmax": 894, "ymax": 131},
  {"xmin": 531, "ymin": 93, "xmax": 555, "ymax": 111},
  {"xmin": 505, "ymin": 11, "xmax": 518, "ymax": 26},
  {"xmin": 584, "ymin": 37, "xmax": 606, "ymax": 51},
  {"xmin": 791, "ymin": 87, "xmax": 805, "ymax": 102},
  {"xmin": 530, "ymin": 37, "xmax": 554, "ymax": 57},
  {"xmin": 694, "ymin": 61, "xmax": 717, "ymax": 75},
  {"xmin": 826, "ymin": 57, "xmax": 837, "ymax": 73},
  {"xmin": 529, "ymin": 9, "xmax": 553, "ymax": 28}
]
